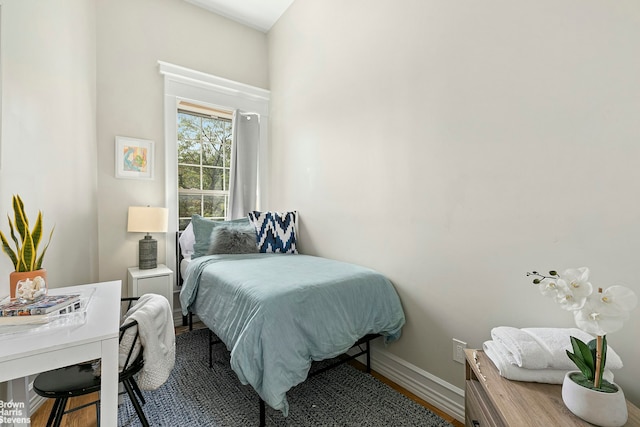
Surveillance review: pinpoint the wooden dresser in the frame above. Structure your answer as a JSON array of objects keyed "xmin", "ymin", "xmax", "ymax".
[{"xmin": 465, "ymin": 349, "xmax": 640, "ymax": 426}]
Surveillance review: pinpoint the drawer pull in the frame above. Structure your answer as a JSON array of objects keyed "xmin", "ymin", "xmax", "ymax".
[{"xmin": 472, "ymin": 421, "xmax": 480, "ymax": 426}]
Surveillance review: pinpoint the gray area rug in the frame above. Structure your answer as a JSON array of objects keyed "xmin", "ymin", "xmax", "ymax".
[{"xmin": 118, "ymin": 328, "xmax": 452, "ymax": 426}]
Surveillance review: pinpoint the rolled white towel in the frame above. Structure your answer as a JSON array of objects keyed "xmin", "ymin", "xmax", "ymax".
[
  {"xmin": 491, "ymin": 326, "xmax": 547, "ymax": 369},
  {"xmin": 483, "ymin": 340, "xmax": 615, "ymax": 384},
  {"xmin": 491, "ymin": 327, "xmax": 623, "ymax": 371}
]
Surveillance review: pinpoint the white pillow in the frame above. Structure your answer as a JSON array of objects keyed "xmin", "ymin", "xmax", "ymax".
[{"xmin": 179, "ymin": 222, "xmax": 195, "ymax": 257}]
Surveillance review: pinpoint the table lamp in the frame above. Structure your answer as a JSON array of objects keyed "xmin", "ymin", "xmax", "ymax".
[{"xmin": 127, "ymin": 206, "xmax": 168, "ymax": 269}]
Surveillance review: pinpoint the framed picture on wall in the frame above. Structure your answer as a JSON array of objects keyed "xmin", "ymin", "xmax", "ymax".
[{"xmin": 115, "ymin": 136, "xmax": 154, "ymax": 180}]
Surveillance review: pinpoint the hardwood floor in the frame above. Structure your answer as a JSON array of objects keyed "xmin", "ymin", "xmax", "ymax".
[
  {"xmin": 30, "ymin": 393, "xmax": 99, "ymax": 427},
  {"xmin": 31, "ymin": 322, "xmax": 464, "ymax": 427}
]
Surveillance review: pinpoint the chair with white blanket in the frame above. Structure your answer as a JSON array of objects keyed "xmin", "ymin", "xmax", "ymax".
[{"xmin": 33, "ymin": 295, "xmax": 175, "ymax": 427}]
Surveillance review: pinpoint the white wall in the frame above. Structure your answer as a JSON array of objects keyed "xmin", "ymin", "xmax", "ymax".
[
  {"xmin": 268, "ymin": 0, "xmax": 640, "ymax": 405},
  {"xmin": 0, "ymin": 0, "xmax": 98, "ymax": 291},
  {"xmin": 95, "ymin": 0, "xmax": 268, "ymax": 292},
  {"xmin": 0, "ymin": 0, "xmax": 97, "ymax": 405}
]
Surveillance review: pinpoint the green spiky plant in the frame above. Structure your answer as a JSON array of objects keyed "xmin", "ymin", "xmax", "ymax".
[
  {"xmin": 0, "ymin": 195, "xmax": 54, "ymax": 272},
  {"xmin": 566, "ymin": 335, "xmax": 618, "ymax": 393}
]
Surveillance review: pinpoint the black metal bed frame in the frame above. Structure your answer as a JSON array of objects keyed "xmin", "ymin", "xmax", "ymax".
[{"xmin": 176, "ymin": 232, "xmax": 380, "ymax": 426}]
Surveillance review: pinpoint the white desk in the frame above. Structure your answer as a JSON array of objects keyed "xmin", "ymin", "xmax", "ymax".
[{"xmin": 0, "ymin": 281, "xmax": 121, "ymax": 426}]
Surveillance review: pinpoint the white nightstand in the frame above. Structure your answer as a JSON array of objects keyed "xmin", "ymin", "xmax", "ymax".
[{"xmin": 127, "ymin": 264, "xmax": 174, "ymax": 313}]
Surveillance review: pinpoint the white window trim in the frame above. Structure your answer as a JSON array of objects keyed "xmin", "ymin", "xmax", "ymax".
[{"xmin": 159, "ymin": 61, "xmax": 270, "ymax": 284}]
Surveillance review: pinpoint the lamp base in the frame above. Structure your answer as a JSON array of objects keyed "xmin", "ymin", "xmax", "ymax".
[{"xmin": 139, "ymin": 235, "xmax": 157, "ymax": 270}]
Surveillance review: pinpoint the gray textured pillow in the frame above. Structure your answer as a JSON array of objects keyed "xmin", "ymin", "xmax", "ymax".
[
  {"xmin": 207, "ymin": 223, "xmax": 258, "ymax": 255},
  {"xmin": 191, "ymin": 215, "xmax": 250, "ymax": 258}
]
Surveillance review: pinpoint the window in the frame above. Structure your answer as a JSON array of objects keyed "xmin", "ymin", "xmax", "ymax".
[
  {"xmin": 160, "ymin": 61, "xmax": 270, "ymax": 274},
  {"xmin": 177, "ymin": 102, "xmax": 233, "ymax": 230}
]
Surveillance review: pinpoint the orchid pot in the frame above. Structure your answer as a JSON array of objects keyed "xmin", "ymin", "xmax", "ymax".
[
  {"xmin": 527, "ymin": 268, "xmax": 637, "ymax": 426},
  {"xmin": 562, "ymin": 371, "xmax": 627, "ymax": 427}
]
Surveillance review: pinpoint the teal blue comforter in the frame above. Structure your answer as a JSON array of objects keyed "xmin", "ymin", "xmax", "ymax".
[{"xmin": 179, "ymin": 253, "xmax": 405, "ymax": 415}]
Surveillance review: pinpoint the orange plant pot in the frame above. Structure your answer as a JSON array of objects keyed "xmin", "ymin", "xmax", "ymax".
[{"xmin": 9, "ymin": 269, "xmax": 48, "ymax": 299}]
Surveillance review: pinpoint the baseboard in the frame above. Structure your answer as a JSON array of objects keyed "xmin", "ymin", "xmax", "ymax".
[
  {"xmin": 173, "ymin": 308, "xmax": 184, "ymax": 326},
  {"xmin": 30, "ymin": 395, "xmax": 45, "ymax": 416},
  {"xmin": 374, "ymin": 347, "xmax": 465, "ymax": 422},
  {"xmin": 349, "ymin": 344, "xmax": 465, "ymax": 423}
]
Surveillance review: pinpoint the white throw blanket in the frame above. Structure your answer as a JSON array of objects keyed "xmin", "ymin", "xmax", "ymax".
[
  {"xmin": 483, "ymin": 340, "xmax": 615, "ymax": 384},
  {"xmin": 490, "ymin": 326, "xmax": 623, "ymax": 370},
  {"xmin": 124, "ymin": 293, "xmax": 176, "ymax": 390}
]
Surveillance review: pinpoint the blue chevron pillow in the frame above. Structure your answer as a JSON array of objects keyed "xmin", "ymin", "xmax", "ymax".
[{"xmin": 248, "ymin": 211, "xmax": 298, "ymax": 254}]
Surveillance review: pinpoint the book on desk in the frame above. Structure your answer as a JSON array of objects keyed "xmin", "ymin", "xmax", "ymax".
[{"xmin": 0, "ymin": 294, "xmax": 81, "ymax": 325}]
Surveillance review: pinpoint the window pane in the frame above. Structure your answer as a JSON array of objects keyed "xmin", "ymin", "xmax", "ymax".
[
  {"xmin": 203, "ymin": 120, "xmax": 231, "ymax": 164},
  {"xmin": 178, "ymin": 165, "xmax": 201, "ymax": 190},
  {"xmin": 202, "ymin": 141, "xmax": 223, "ymax": 167},
  {"xmin": 203, "ymin": 167, "xmax": 225, "ymax": 191},
  {"xmin": 177, "ymin": 113, "xmax": 202, "ymax": 140},
  {"xmin": 178, "ymin": 194, "xmax": 202, "ymax": 218},
  {"xmin": 224, "ymin": 140, "xmax": 231, "ymax": 168},
  {"xmin": 204, "ymin": 118, "xmax": 231, "ymax": 143},
  {"xmin": 203, "ymin": 195, "xmax": 226, "ymax": 219},
  {"xmin": 178, "ymin": 218, "xmax": 191, "ymax": 231},
  {"xmin": 178, "ymin": 140, "xmax": 201, "ymax": 165},
  {"xmin": 201, "ymin": 117, "xmax": 216, "ymax": 137}
]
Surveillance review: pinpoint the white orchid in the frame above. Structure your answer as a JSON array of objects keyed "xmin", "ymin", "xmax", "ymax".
[
  {"xmin": 555, "ymin": 280, "xmax": 588, "ymax": 311},
  {"xmin": 538, "ymin": 268, "xmax": 592, "ymax": 307},
  {"xmin": 598, "ymin": 285, "xmax": 638, "ymax": 314},
  {"xmin": 574, "ymin": 298, "xmax": 627, "ymax": 336},
  {"xmin": 559, "ymin": 267, "xmax": 593, "ymax": 297},
  {"xmin": 527, "ymin": 268, "xmax": 637, "ymax": 391},
  {"xmin": 573, "ymin": 285, "xmax": 637, "ymax": 336}
]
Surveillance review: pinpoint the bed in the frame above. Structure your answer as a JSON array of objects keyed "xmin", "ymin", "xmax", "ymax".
[{"xmin": 177, "ymin": 212, "xmax": 406, "ymax": 422}]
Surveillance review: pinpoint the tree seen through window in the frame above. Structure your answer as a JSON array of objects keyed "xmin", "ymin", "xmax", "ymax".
[{"xmin": 177, "ymin": 109, "xmax": 232, "ymax": 230}]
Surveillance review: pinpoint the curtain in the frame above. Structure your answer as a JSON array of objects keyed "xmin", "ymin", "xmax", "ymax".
[{"xmin": 227, "ymin": 110, "xmax": 260, "ymax": 220}]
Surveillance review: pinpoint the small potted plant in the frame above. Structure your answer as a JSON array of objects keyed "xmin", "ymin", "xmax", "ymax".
[
  {"xmin": 0, "ymin": 195, "xmax": 54, "ymax": 299},
  {"xmin": 527, "ymin": 268, "xmax": 637, "ymax": 426}
]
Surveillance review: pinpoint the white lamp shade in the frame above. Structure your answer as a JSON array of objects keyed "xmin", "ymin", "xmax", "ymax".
[{"xmin": 127, "ymin": 206, "xmax": 168, "ymax": 233}]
